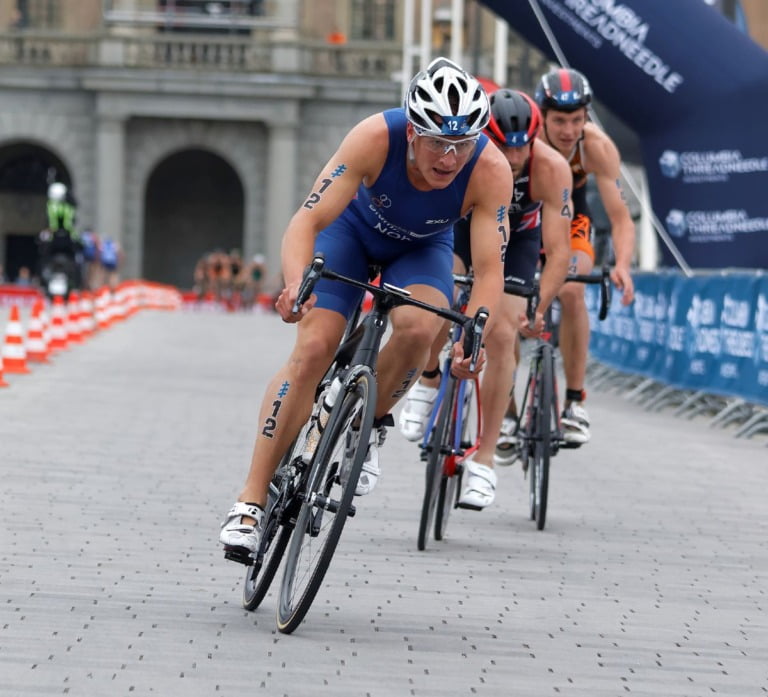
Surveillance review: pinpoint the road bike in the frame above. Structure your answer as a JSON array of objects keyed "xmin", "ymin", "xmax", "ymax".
[
  {"xmin": 416, "ymin": 273, "xmax": 483, "ymax": 551},
  {"xmin": 506, "ymin": 267, "xmax": 611, "ymax": 531},
  {"xmin": 237, "ymin": 254, "xmax": 488, "ymax": 634}
]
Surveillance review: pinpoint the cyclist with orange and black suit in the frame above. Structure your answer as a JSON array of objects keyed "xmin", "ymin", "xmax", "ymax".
[
  {"xmin": 399, "ymin": 88, "xmax": 572, "ymax": 509},
  {"xmin": 533, "ymin": 68, "xmax": 635, "ymax": 445}
]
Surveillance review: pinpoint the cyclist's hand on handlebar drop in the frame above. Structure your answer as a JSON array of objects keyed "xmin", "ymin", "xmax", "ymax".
[
  {"xmin": 450, "ymin": 341, "xmax": 485, "ymax": 379},
  {"xmin": 610, "ymin": 265, "xmax": 635, "ymax": 306},
  {"xmin": 275, "ymin": 282, "xmax": 316, "ymax": 323},
  {"xmin": 518, "ymin": 311, "xmax": 545, "ymax": 339}
]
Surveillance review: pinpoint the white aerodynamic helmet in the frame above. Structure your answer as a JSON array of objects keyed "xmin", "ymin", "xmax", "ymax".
[{"xmin": 405, "ymin": 57, "xmax": 490, "ymax": 137}]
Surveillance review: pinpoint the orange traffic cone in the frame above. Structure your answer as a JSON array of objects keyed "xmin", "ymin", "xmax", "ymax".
[
  {"xmin": 48, "ymin": 295, "xmax": 69, "ymax": 352},
  {"xmin": 2, "ymin": 305, "xmax": 31, "ymax": 374},
  {"xmin": 25, "ymin": 299, "xmax": 50, "ymax": 363},
  {"xmin": 40, "ymin": 300, "xmax": 52, "ymax": 349},
  {"xmin": 0, "ymin": 354, "xmax": 8, "ymax": 387},
  {"xmin": 66, "ymin": 291, "xmax": 83, "ymax": 344},
  {"xmin": 79, "ymin": 291, "xmax": 95, "ymax": 339},
  {"xmin": 97, "ymin": 287, "xmax": 112, "ymax": 329}
]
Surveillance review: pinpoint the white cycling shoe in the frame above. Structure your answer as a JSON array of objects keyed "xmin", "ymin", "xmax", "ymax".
[
  {"xmin": 220, "ymin": 502, "xmax": 264, "ymax": 561},
  {"xmin": 398, "ymin": 382, "xmax": 438, "ymax": 442},
  {"xmin": 493, "ymin": 416, "xmax": 518, "ymax": 467},
  {"xmin": 457, "ymin": 457, "xmax": 497, "ymax": 511},
  {"xmin": 342, "ymin": 422, "xmax": 389, "ymax": 496},
  {"xmin": 561, "ymin": 402, "xmax": 591, "ymax": 445}
]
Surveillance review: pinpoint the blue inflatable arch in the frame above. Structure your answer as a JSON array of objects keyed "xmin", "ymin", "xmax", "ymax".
[{"xmin": 478, "ymin": 0, "xmax": 768, "ymax": 269}]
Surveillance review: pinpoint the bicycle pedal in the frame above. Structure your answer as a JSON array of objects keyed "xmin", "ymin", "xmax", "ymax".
[
  {"xmin": 456, "ymin": 501, "xmax": 484, "ymax": 512},
  {"xmin": 559, "ymin": 440, "xmax": 583, "ymax": 450},
  {"xmin": 223, "ymin": 546, "xmax": 255, "ymax": 566}
]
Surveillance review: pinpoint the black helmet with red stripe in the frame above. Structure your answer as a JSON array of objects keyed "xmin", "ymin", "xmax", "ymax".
[
  {"xmin": 485, "ymin": 89, "xmax": 542, "ymax": 148},
  {"xmin": 534, "ymin": 68, "xmax": 592, "ymax": 113}
]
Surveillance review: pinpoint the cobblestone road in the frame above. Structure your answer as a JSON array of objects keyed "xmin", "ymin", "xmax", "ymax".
[{"xmin": 1, "ymin": 309, "xmax": 766, "ymax": 696}]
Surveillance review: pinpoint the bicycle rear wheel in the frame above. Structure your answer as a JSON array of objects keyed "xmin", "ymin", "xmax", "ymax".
[
  {"xmin": 531, "ymin": 344, "xmax": 553, "ymax": 530},
  {"xmin": 242, "ymin": 422, "xmax": 316, "ymax": 611},
  {"xmin": 276, "ymin": 369, "xmax": 376, "ymax": 634},
  {"xmin": 242, "ymin": 461, "xmax": 298, "ymax": 611},
  {"xmin": 418, "ymin": 378, "xmax": 455, "ymax": 551}
]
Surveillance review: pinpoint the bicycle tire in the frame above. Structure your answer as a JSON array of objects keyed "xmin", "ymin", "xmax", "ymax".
[
  {"xmin": 532, "ymin": 344, "xmax": 554, "ymax": 530},
  {"xmin": 242, "ymin": 474, "xmax": 293, "ymax": 611},
  {"xmin": 242, "ymin": 426, "xmax": 313, "ymax": 611},
  {"xmin": 242, "ymin": 520, "xmax": 292, "ymax": 611},
  {"xmin": 520, "ymin": 359, "xmax": 537, "ymax": 521},
  {"xmin": 276, "ymin": 369, "xmax": 376, "ymax": 634},
  {"xmin": 435, "ymin": 379, "xmax": 477, "ymax": 541},
  {"xmin": 419, "ymin": 378, "xmax": 455, "ymax": 551}
]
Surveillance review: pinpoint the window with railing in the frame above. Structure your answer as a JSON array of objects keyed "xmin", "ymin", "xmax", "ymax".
[
  {"xmin": 350, "ymin": 0, "xmax": 395, "ymax": 41},
  {"xmin": 102, "ymin": 0, "xmax": 269, "ymax": 34},
  {"xmin": 14, "ymin": 0, "xmax": 62, "ymax": 29}
]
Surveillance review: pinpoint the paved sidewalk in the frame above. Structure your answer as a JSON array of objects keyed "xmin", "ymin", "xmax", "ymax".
[{"xmin": 0, "ymin": 310, "xmax": 766, "ymax": 697}]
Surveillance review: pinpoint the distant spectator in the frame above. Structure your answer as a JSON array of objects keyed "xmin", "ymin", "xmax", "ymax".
[
  {"xmin": 15, "ymin": 266, "xmax": 32, "ymax": 287},
  {"xmin": 242, "ymin": 253, "xmax": 267, "ymax": 308},
  {"xmin": 98, "ymin": 236, "xmax": 122, "ymax": 289},
  {"xmin": 228, "ymin": 248, "xmax": 246, "ymax": 309},
  {"xmin": 80, "ymin": 228, "xmax": 101, "ymax": 289},
  {"xmin": 192, "ymin": 256, "xmax": 208, "ymax": 299}
]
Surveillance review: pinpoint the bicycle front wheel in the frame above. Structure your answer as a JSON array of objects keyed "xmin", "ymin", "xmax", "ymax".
[
  {"xmin": 531, "ymin": 344, "xmax": 554, "ymax": 530},
  {"xmin": 277, "ymin": 369, "xmax": 376, "ymax": 634},
  {"xmin": 419, "ymin": 378, "xmax": 455, "ymax": 551},
  {"xmin": 435, "ymin": 378, "xmax": 477, "ymax": 541}
]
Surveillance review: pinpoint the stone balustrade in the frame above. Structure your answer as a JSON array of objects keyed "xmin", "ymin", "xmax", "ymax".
[{"xmin": 0, "ymin": 31, "xmax": 402, "ymax": 79}]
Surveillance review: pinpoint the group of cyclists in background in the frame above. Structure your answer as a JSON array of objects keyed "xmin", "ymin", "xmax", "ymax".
[
  {"xmin": 220, "ymin": 56, "xmax": 635, "ymax": 568},
  {"xmin": 191, "ymin": 248, "xmax": 272, "ymax": 311}
]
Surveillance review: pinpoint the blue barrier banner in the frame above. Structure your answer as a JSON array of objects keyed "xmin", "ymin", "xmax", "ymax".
[
  {"xmin": 587, "ymin": 272, "xmax": 768, "ymax": 406},
  {"xmin": 478, "ymin": 0, "xmax": 768, "ymax": 269}
]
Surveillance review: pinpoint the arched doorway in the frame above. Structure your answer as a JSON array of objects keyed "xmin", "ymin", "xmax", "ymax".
[
  {"xmin": 0, "ymin": 142, "xmax": 71, "ymax": 282},
  {"xmin": 142, "ymin": 148, "xmax": 244, "ymax": 288}
]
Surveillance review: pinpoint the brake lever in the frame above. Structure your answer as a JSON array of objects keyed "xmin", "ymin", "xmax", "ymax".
[
  {"xmin": 462, "ymin": 307, "xmax": 489, "ymax": 373},
  {"xmin": 292, "ymin": 254, "xmax": 326, "ymax": 314}
]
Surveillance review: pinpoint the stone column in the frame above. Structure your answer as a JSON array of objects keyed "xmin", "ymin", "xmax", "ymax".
[
  {"xmin": 274, "ymin": 0, "xmax": 300, "ymax": 27},
  {"xmin": 95, "ymin": 116, "xmax": 126, "ymax": 255},
  {"xmin": 264, "ymin": 123, "xmax": 297, "ymax": 278}
]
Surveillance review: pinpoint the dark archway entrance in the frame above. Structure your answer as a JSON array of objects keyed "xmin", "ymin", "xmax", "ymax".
[
  {"xmin": 0, "ymin": 142, "xmax": 71, "ymax": 282},
  {"xmin": 142, "ymin": 149, "xmax": 244, "ymax": 288}
]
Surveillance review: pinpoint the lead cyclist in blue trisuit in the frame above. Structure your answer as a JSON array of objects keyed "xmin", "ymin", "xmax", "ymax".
[{"xmin": 219, "ymin": 58, "xmax": 513, "ymax": 562}]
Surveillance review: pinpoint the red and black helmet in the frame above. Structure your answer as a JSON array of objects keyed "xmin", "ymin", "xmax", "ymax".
[
  {"xmin": 534, "ymin": 68, "xmax": 592, "ymax": 113},
  {"xmin": 484, "ymin": 89, "xmax": 542, "ymax": 148}
]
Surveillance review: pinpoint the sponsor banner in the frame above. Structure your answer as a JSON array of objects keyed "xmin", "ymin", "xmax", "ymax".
[
  {"xmin": 478, "ymin": 0, "xmax": 767, "ymax": 131},
  {"xmin": 478, "ymin": 0, "xmax": 768, "ymax": 269},
  {"xmin": 646, "ymin": 125, "xmax": 768, "ymax": 268},
  {"xmin": 587, "ymin": 272, "xmax": 768, "ymax": 407}
]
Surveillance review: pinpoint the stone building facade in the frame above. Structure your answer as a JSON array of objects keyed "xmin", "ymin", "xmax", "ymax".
[{"xmin": 0, "ymin": 1, "xmax": 403, "ymax": 287}]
